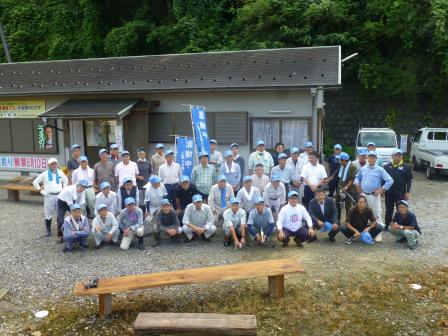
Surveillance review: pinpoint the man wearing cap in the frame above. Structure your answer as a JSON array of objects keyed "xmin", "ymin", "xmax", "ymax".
[
  {"xmin": 263, "ymin": 175, "xmax": 286, "ymax": 215},
  {"xmin": 367, "ymin": 142, "xmax": 383, "ymax": 166},
  {"xmin": 390, "ymin": 200, "xmax": 421, "ymax": 250},
  {"xmin": 335, "ymin": 152, "xmax": 357, "ymax": 222},
  {"xmin": 95, "ymin": 181, "xmax": 119, "ymax": 216},
  {"xmin": 191, "ymin": 151, "xmax": 217, "ymax": 200},
  {"xmin": 91, "ymin": 203, "xmax": 119, "ymax": 248},
  {"xmin": 152, "ymin": 199, "xmax": 183, "ymax": 247},
  {"xmin": 115, "ymin": 150, "xmax": 139, "ymax": 188},
  {"xmin": 247, "ymin": 197, "xmax": 276, "ymax": 246},
  {"xmin": 67, "ymin": 144, "xmax": 81, "ymax": 184},
  {"xmin": 144, "ymin": 175, "xmax": 168, "ymax": 221},
  {"xmin": 57, "ymin": 179, "xmax": 88, "ymax": 243},
  {"xmin": 352, "ymin": 148, "xmax": 368, "ymax": 172},
  {"xmin": 109, "ymin": 144, "xmax": 121, "ymax": 169},
  {"xmin": 248, "ymin": 140, "xmax": 274, "ymax": 175},
  {"xmin": 220, "ymin": 150, "xmax": 241, "ymax": 193},
  {"xmin": 151, "ymin": 143, "xmax": 166, "ymax": 175},
  {"xmin": 277, "ymin": 190, "xmax": 314, "ymax": 247},
  {"xmin": 158, "ymin": 149, "xmax": 182, "ymax": 205},
  {"xmin": 286, "ymin": 147, "xmax": 305, "ymax": 199},
  {"xmin": 231, "ymin": 143, "xmax": 245, "ymax": 180},
  {"xmin": 251, "ymin": 163, "xmax": 270, "ymax": 195},
  {"xmin": 33, "ymin": 158, "xmax": 68, "ymax": 236},
  {"xmin": 308, "ymin": 188, "xmax": 340, "ymax": 242},
  {"xmin": 272, "ymin": 142, "xmax": 286, "ymax": 167},
  {"xmin": 174, "ymin": 176, "xmax": 199, "ymax": 222},
  {"xmin": 354, "ymin": 151, "xmax": 393, "ymax": 242},
  {"xmin": 62, "ymin": 203, "xmax": 90, "ymax": 252},
  {"xmin": 94, "ymin": 148, "xmax": 116, "ymax": 191},
  {"xmin": 384, "ymin": 149, "xmax": 413, "ymax": 231},
  {"xmin": 72, "ymin": 156, "xmax": 95, "ymax": 218},
  {"xmin": 182, "ymin": 194, "xmax": 216, "ymax": 242},
  {"xmin": 208, "ymin": 175, "xmax": 234, "ymax": 221},
  {"xmin": 136, "ymin": 147, "xmax": 152, "ymax": 214},
  {"xmin": 326, "ymin": 144, "xmax": 342, "ymax": 197},
  {"xmin": 209, "ymin": 139, "xmax": 223, "ymax": 172},
  {"xmin": 118, "ymin": 197, "xmax": 145, "ymax": 250},
  {"xmin": 299, "ymin": 142, "xmax": 314, "ymax": 163},
  {"xmin": 236, "ymin": 176, "xmax": 261, "ymax": 214},
  {"xmin": 223, "ymin": 198, "xmax": 247, "ymax": 248},
  {"xmin": 270, "ymin": 153, "xmax": 291, "ymax": 195},
  {"xmin": 301, "ymin": 151, "xmax": 328, "ymax": 209},
  {"xmin": 118, "ymin": 176, "xmax": 139, "ymax": 210}
]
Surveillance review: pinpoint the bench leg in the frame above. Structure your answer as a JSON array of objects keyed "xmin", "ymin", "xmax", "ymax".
[
  {"xmin": 7, "ymin": 190, "xmax": 19, "ymax": 202},
  {"xmin": 268, "ymin": 275, "xmax": 284, "ymax": 298},
  {"xmin": 99, "ymin": 294, "xmax": 112, "ymax": 318}
]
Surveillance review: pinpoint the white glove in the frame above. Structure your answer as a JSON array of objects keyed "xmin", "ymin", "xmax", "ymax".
[{"xmin": 40, "ymin": 190, "xmax": 47, "ymax": 196}]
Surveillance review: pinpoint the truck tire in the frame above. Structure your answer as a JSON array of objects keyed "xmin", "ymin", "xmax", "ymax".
[
  {"xmin": 412, "ymin": 157, "xmax": 420, "ymax": 171},
  {"xmin": 426, "ymin": 166, "xmax": 434, "ymax": 180}
]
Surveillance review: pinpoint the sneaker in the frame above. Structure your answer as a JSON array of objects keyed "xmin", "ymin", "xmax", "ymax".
[
  {"xmin": 94, "ymin": 244, "xmax": 103, "ymax": 249},
  {"xmin": 396, "ymin": 237, "xmax": 407, "ymax": 244},
  {"xmin": 201, "ymin": 235, "xmax": 211, "ymax": 242},
  {"xmin": 57, "ymin": 237, "xmax": 64, "ymax": 244},
  {"xmin": 62, "ymin": 246, "xmax": 72, "ymax": 252},
  {"xmin": 223, "ymin": 237, "xmax": 231, "ymax": 247},
  {"xmin": 409, "ymin": 241, "xmax": 419, "ymax": 250},
  {"xmin": 79, "ymin": 244, "xmax": 88, "ymax": 250},
  {"xmin": 294, "ymin": 237, "xmax": 304, "ymax": 248},
  {"xmin": 307, "ymin": 235, "xmax": 317, "ymax": 243},
  {"xmin": 345, "ymin": 236, "xmax": 354, "ymax": 245},
  {"xmin": 374, "ymin": 232, "xmax": 383, "ymax": 243},
  {"xmin": 329, "ymin": 235, "xmax": 336, "ymax": 243}
]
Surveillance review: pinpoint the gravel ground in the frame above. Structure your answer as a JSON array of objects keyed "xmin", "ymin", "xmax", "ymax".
[{"xmin": 0, "ymin": 171, "xmax": 447, "ymax": 335}]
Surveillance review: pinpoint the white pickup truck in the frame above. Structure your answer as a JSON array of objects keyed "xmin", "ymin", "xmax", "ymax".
[{"xmin": 410, "ymin": 127, "xmax": 448, "ymax": 179}]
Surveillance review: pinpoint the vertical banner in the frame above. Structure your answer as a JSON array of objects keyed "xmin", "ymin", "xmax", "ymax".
[
  {"xmin": 176, "ymin": 136, "xmax": 195, "ymax": 177},
  {"xmin": 190, "ymin": 105, "xmax": 210, "ymax": 155},
  {"xmin": 115, "ymin": 125, "xmax": 123, "ymax": 152},
  {"xmin": 400, "ymin": 134, "xmax": 408, "ymax": 153}
]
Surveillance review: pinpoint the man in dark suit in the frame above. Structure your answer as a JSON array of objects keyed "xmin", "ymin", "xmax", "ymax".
[{"xmin": 308, "ymin": 188, "xmax": 340, "ymax": 242}]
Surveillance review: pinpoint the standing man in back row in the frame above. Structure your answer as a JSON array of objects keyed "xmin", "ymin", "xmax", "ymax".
[
  {"xmin": 301, "ymin": 151, "xmax": 327, "ymax": 209},
  {"xmin": 248, "ymin": 140, "xmax": 274, "ymax": 175},
  {"xmin": 151, "ymin": 143, "xmax": 166, "ymax": 176},
  {"xmin": 67, "ymin": 144, "xmax": 81, "ymax": 184},
  {"xmin": 231, "ymin": 143, "xmax": 245, "ymax": 181},
  {"xmin": 158, "ymin": 149, "xmax": 182, "ymax": 205}
]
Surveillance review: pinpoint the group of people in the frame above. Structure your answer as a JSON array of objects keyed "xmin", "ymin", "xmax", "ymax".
[{"xmin": 32, "ymin": 138, "xmax": 421, "ymax": 252}]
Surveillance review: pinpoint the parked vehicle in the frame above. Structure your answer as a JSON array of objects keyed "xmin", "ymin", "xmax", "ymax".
[
  {"xmin": 410, "ymin": 128, "xmax": 448, "ymax": 179},
  {"xmin": 356, "ymin": 128, "xmax": 398, "ymax": 165}
]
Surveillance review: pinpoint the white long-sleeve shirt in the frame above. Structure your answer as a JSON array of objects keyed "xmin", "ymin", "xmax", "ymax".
[
  {"xmin": 95, "ymin": 191, "xmax": 119, "ymax": 215},
  {"xmin": 33, "ymin": 169, "xmax": 68, "ymax": 194},
  {"xmin": 58, "ymin": 184, "xmax": 85, "ymax": 205},
  {"xmin": 276, "ymin": 203, "xmax": 312, "ymax": 231},
  {"xmin": 263, "ymin": 182, "xmax": 286, "ymax": 205},
  {"xmin": 72, "ymin": 166, "xmax": 94, "ymax": 186},
  {"xmin": 158, "ymin": 161, "xmax": 182, "ymax": 184},
  {"xmin": 115, "ymin": 161, "xmax": 139, "ymax": 187},
  {"xmin": 144, "ymin": 184, "xmax": 168, "ymax": 214}
]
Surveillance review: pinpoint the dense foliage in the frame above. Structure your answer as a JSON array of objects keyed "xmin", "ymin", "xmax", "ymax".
[{"xmin": 1, "ymin": 0, "xmax": 448, "ymax": 104}]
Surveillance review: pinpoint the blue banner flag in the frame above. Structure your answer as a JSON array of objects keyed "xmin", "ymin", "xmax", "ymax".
[
  {"xmin": 191, "ymin": 106, "xmax": 210, "ymax": 155},
  {"xmin": 176, "ymin": 136, "xmax": 195, "ymax": 177}
]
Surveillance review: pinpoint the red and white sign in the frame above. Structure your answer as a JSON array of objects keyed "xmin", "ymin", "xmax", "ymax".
[{"xmin": 0, "ymin": 156, "xmax": 48, "ymax": 170}]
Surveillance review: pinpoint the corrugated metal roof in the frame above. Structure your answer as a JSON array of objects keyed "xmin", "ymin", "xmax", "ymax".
[{"xmin": 0, "ymin": 46, "xmax": 341, "ymax": 96}]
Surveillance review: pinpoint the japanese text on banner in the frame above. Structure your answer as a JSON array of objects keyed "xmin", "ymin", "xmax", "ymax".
[
  {"xmin": 190, "ymin": 106, "xmax": 210, "ymax": 156},
  {"xmin": 176, "ymin": 136, "xmax": 194, "ymax": 178}
]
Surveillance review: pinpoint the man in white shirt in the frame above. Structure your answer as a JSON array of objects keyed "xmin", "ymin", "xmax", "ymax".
[
  {"xmin": 286, "ymin": 147, "xmax": 305, "ymax": 199},
  {"xmin": 263, "ymin": 175, "xmax": 286, "ymax": 215},
  {"xmin": 251, "ymin": 163, "xmax": 270, "ymax": 195},
  {"xmin": 248, "ymin": 140, "xmax": 274, "ymax": 175},
  {"xmin": 182, "ymin": 194, "xmax": 217, "ymax": 242},
  {"xmin": 115, "ymin": 150, "xmax": 139, "ymax": 188},
  {"xmin": 151, "ymin": 143, "xmax": 166, "ymax": 176},
  {"xmin": 236, "ymin": 176, "xmax": 261, "ymax": 214},
  {"xmin": 222, "ymin": 198, "xmax": 247, "ymax": 248},
  {"xmin": 144, "ymin": 175, "xmax": 168, "ymax": 233},
  {"xmin": 299, "ymin": 141, "xmax": 314, "ymax": 163},
  {"xmin": 95, "ymin": 181, "xmax": 119, "ymax": 216},
  {"xmin": 208, "ymin": 175, "xmax": 234, "ymax": 221},
  {"xmin": 277, "ymin": 191, "xmax": 314, "ymax": 248},
  {"xmin": 209, "ymin": 139, "xmax": 223, "ymax": 172},
  {"xmin": 300, "ymin": 151, "xmax": 327, "ymax": 209},
  {"xmin": 158, "ymin": 149, "xmax": 182, "ymax": 205},
  {"xmin": 72, "ymin": 155, "xmax": 95, "ymax": 218},
  {"xmin": 91, "ymin": 203, "xmax": 119, "ymax": 248},
  {"xmin": 33, "ymin": 158, "xmax": 68, "ymax": 236}
]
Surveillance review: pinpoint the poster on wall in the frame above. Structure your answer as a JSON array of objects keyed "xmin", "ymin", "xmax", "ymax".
[
  {"xmin": 0, "ymin": 156, "xmax": 48, "ymax": 170},
  {"xmin": 33, "ymin": 119, "xmax": 58, "ymax": 154},
  {"xmin": 0, "ymin": 100, "xmax": 46, "ymax": 118}
]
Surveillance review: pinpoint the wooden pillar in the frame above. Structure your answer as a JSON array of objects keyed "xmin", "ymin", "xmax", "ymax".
[
  {"xmin": 98, "ymin": 294, "xmax": 112, "ymax": 318},
  {"xmin": 7, "ymin": 190, "xmax": 19, "ymax": 202},
  {"xmin": 268, "ymin": 275, "xmax": 284, "ymax": 298}
]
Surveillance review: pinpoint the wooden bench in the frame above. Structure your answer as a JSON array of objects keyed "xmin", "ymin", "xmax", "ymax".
[
  {"xmin": 133, "ymin": 313, "xmax": 257, "ymax": 335},
  {"xmin": 0, "ymin": 183, "xmax": 39, "ymax": 201},
  {"xmin": 73, "ymin": 258, "xmax": 304, "ymax": 317}
]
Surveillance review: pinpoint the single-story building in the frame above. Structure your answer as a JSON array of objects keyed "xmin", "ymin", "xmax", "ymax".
[{"xmin": 0, "ymin": 46, "xmax": 341, "ymax": 177}]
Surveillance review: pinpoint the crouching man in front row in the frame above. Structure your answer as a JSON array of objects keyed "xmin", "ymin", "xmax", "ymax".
[
  {"xmin": 118, "ymin": 197, "xmax": 145, "ymax": 251},
  {"xmin": 92, "ymin": 203, "xmax": 119, "ymax": 248},
  {"xmin": 152, "ymin": 199, "xmax": 183, "ymax": 247},
  {"xmin": 223, "ymin": 197, "xmax": 247, "ymax": 248},
  {"xmin": 247, "ymin": 197, "xmax": 276, "ymax": 246},
  {"xmin": 182, "ymin": 194, "xmax": 217, "ymax": 242},
  {"xmin": 62, "ymin": 203, "xmax": 90, "ymax": 252},
  {"xmin": 390, "ymin": 200, "xmax": 421, "ymax": 250}
]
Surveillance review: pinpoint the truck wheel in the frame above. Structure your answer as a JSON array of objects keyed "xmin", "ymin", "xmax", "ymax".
[
  {"xmin": 426, "ymin": 166, "xmax": 434, "ymax": 180},
  {"xmin": 412, "ymin": 157, "xmax": 420, "ymax": 171}
]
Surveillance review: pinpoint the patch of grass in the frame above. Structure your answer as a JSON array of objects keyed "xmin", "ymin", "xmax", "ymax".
[{"xmin": 24, "ymin": 267, "xmax": 448, "ymax": 335}]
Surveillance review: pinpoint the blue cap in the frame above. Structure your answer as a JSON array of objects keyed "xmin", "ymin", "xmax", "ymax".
[
  {"xmin": 110, "ymin": 143, "xmax": 119, "ymax": 149},
  {"xmin": 180, "ymin": 175, "xmax": 190, "ymax": 183},
  {"xmin": 156, "ymin": 143, "xmax": 164, "ymax": 149},
  {"xmin": 290, "ymin": 147, "xmax": 299, "ymax": 154},
  {"xmin": 367, "ymin": 142, "xmax": 376, "ymax": 147},
  {"xmin": 164, "ymin": 149, "xmax": 174, "ymax": 156},
  {"xmin": 217, "ymin": 175, "xmax": 227, "ymax": 181},
  {"xmin": 99, "ymin": 148, "xmax": 108, "ymax": 155},
  {"xmin": 230, "ymin": 143, "xmax": 239, "ymax": 148},
  {"xmin": 230, "ymin": 197, "xmax": 240, "ymax": 204},
  {"xmin": 278, "ymin": 153, "xmax": 287, "ymax": 160},
  {"xmin": 71, "ymin": 144, "xmax": 81, "ymax": 151},
  {"xmin": 271, "ymin": 175, "xmax": 280, "ymax": 182},
  {"xmin": 340, "ymin": 152, "xmax": 350, "ymax": 161},
  {"xmin": 304, "ymin": 141, "xmax": 313, "ymax": 148},
  {"xmin": 149, "ymin": 175, "xmax": 161, "ymax": 184},
  {"xmin": 123, "ymin": 176, "xmax": 133, "ymax": 184},
  {"xmin": 99, "ymin": 181, "xmax": 110, "ymax": 190},
  {"xmin": 397, "ymin": 200, "xmax": 409, "ymax": 207},
  {"xmin": 160, "ymin": 198, "xmax": 171, "ymax": 206},
  {"xmin": 96, "ymin": 203, "xmax": 108, "ymax": 211},
  {"xmin": 392, "ymin": 148, "xmax": 403, "ymax": 155},
  {"xmin": 77, "ymin": 179, "xmax": 89, "ymax": 187},
  {"xmin": 358, "ymin": 148, "xmax": 368, "ymax": 155},
  {"xmin": 70, "ymin": 203, "xmax": 81, "ymax": 211},
  {"xmin": 334, "ymin": 144, "xmax": 342, "ymax": 150},
  {"xmin": 224, "ymin": 150, "xmax": 232, "ymax": 157},
  {"xmin": 256, "ymin": 140, "xmax": 265, "ymax": 146},
  {"xmin": 288, "ymin": 190, "xmax": 299, "ymax": 198},
  {"xmin": 321, "ymin": 221, "xmax": 333, "ymax": 232},
  {"xmin": 209, "ymin": 139, "xmax": 217, "ymax": 144},
  {"xmin": 254, "ymin": 196, "xmax": 265, "ymax": 204},
  {"xmin": 367, "ymin": 151, "xmax": 377, "ymax": 157},
  {"xmin": 360, "ymin": 231, "xmax": 374, "ymax": 245},
  {"xmin": 136, "ymin": 147, "xmax": 146, "ymax": 153},
  {"xmin": 121, "ymin": 150, "xmax": 130, "ymax": 156},
  {"xmin": 243, "ymin": 175, "xmax": 252, "ymax": 183},
  {"xmin": 192, "ymin": 194, "xmax": 203, "ymax": 203},
  {"xmin": 124, "ymin": 197, "xmax": 136, "ymax": 205},
  {"xmin": 198, "ymin": 151, "xmax": 209, "ymax": 158},
  {"xmin": 79, "ymin": 155, "xmax": 88, "ymax": 162}
]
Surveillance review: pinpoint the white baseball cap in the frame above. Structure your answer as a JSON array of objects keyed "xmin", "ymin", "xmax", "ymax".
[{"xmin": 48, "ymin": 158, "xmax": 58, "ymax": 164}]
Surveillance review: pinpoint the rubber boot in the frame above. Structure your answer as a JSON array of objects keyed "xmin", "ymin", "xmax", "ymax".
[
  {"xmin": 137, "ymin": 237, "xmax": 145, "ymax": 251},
  {"xmin": 152, "ymin": 232, "xmax": 161, "ymax": 248},
  {"xmin": 45, "ymin": 219, "xmax": 52, "ymax": 237}
]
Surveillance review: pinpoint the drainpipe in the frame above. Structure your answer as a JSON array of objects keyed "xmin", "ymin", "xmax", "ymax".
[{"xmin": 311, "ymin": 88, "xmax": 318, "ymax": 149}]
